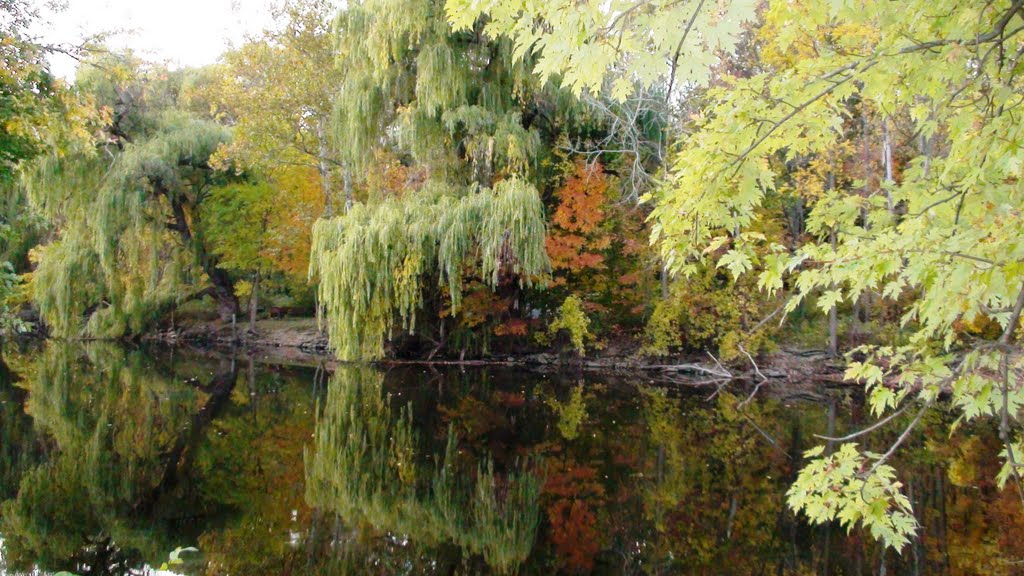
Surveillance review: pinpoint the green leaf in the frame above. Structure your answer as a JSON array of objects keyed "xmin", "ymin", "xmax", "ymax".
[
  {"xmin": 803, "ymin": 445, "xmax": 826, "ymax": 458},
  {"xmin": 718, "ymin": 249, "xmax": 753, "ymax": 279}
]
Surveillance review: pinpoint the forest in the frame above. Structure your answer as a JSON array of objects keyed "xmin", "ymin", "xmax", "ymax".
[{"xmin": 2, "ymin": 0, "xmax": 1024, "ymax": 564}]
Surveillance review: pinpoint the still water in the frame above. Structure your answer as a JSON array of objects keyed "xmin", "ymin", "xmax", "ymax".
[{"xmin": 0, "ymin": 342, "xmax": 1020, "ymax": 575}]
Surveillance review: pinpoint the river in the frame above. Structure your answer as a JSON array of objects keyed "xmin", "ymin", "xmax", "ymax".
[{"xmin": 0, "ymin": 342, "xmax": 1018, "ymax": 575}]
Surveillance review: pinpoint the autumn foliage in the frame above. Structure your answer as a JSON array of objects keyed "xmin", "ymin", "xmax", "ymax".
[
  {"xmin": 544, "ymin": 160, "xmax": 654, "ymax": 334},
  {"xmin": 546, "ymin": 161, "xmax": 612, "ymax": 277}
]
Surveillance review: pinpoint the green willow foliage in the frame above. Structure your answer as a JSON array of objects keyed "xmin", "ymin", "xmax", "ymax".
[
  {"xmin": 315, "ymin": 0, "xmax": 562, "ymax": 359},
  {"xmin": 30, "ymin": 113, "xmax": 232, "ymax": 337},
  {"xmin": 310, "ymin": 178, "xmax": 548, "ymax": 359},
  {"xmin": 305, "ymin": 367, "xmax": 542, "ymax": 573},
  {"xmin": 333, "ymin": 0, "xmax": 544, "ymax": 178}
]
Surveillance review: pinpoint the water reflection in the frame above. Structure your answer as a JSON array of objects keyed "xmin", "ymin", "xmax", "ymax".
[
  {"xmin": 305, "ymin": 367, "xmax": 541, "ymax": 574},
  {"xmin": 0, "ymin": 342, "xmax": 1019, "ymax": 575}
]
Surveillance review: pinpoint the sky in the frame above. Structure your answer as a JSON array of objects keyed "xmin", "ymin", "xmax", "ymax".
[{"xmin": 34, "ymin": 0, "xmax": 279, "ymax": 79}]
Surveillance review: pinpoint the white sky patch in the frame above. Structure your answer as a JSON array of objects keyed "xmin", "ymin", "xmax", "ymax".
[{"xmin": 34, "ymin": 0, "xmax": 279, "ymax": 79}]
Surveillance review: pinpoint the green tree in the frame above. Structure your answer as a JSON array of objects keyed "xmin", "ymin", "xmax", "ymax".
[
  {"xmin": 1, "ymin": 0, "xmax": 64, "ymax": 184},
  {"xmin": 311, "ymin": 0, "xmax": 562, "ymax": 360},
  {"xmin": 26, "ymin": 57, "xmax": 245, "ymax": 336},
  {"xmin": 200, "ymin": 0, "xmax": 348, "ymax": 214},
  {"xmin": 650, "ymin": 1, "xmax": 1024, "ymax": 548},
  {"xmin": 201, "ymin": 173, "xmax": 324, "ymax": 330},
  {"xmin": 1, "ymin": 0, "xmax": 97, "ymax": 340},
  {"xmin": 451, "ymin": 0, "xmax": 1024, "ymax": 550},
  {"xmin": 310, "ymin": 179, "xmax": 549, "ymax": 359},
  {"xmin": 202, "ymin": 183, "xmax": 277, "ymax": 330},
  {"xmin": 446, "ymin": 0, "xmax": 755, "ymax": 101}
]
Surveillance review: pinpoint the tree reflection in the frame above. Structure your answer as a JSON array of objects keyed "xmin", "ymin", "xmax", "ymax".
[
  {"xmin": 0, "ymin": 356, "xmax": 39, "ymax": 504},
  {"xmin": 0, "ymin": 346, "xmax": 1021, "ymax": 574},
  {"xmin": 0, "ymin": 342, "xmax": 237, "ymax": 574},
  {"xmin": 305, "ymin": 366, "xmax": 542, "ymax": 574}
]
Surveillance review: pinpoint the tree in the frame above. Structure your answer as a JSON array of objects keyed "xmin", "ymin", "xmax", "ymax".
[
  {"xmin": 1, "ymin": 0, "xmax": 96, "ymax": 342},
  {"xmin": 651, "ymin": 1, "xmax": 1024, "ymax": 548},
  {"xmin": 309, "ymin": 178, "xmax": 549, "ymax": 359},
  {"xmin": 200, "ymin": 0, "xmax": 348, "ymax": 214},
  {"xmin": 545, "ymin": 159, "xmax": 656, "ymax": 333},
  {"xmin": 451, "ymin": 0, "xmax": 1024, "ymax": 550},
  {"xmin": 546, "ymin": 161, "xmax": 613, "ymax": 286},
  {"xmin": 27, "ymin": 56, "xmax": 245, "ymax": 336},
  {"xmin": 1, "ymin": 0, "xmax": 63, "ymax": 184},
  {"xmin": 446, "ymin": 0, "xmax": 755, "ymax": 101},
  {"xmin": 202, "ymin": 167, "xmax": 324, "ymax": 330},
  {"xmin": 311, "ymin": 0, "xmax": 562, "ymax": 360},
  {"xmin": 202, "ymin": 183, "xmax": 276, "ymax": 331}
]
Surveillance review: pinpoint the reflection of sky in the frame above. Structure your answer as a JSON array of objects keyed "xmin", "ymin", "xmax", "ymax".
[{"xmin": 31, "ymin": 0, "xmax": 279, "ymax": 80}]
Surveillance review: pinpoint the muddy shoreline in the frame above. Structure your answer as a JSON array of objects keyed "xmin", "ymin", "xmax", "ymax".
[{"xmin": 140, "ymin": 317, "xmax": 849, "ymax": 391}]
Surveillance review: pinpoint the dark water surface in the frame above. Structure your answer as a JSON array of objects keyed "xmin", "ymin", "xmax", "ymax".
[{"xmin": 0, "ymin": 342, "xmax": 1020, "ymax": 575}]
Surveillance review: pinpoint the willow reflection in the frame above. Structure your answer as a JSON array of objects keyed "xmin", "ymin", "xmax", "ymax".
[
  {"xmin": 304, "ymin": 366, "xmax": 542, "ymax": 574},
  {"xmin": 0, "ymin": 345, "xmax": 1020, "ymax": 575},
  {"xmin": 0, "ymin": 342, "xmax": 238, "ymax": 574}
]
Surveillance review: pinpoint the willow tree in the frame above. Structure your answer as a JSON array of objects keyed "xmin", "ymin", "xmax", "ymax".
[
  {"xmin": 331, "ymin": 0, "xmax": 560, "ymax": 179},
  {"xmin": 1, "ymin": 0, "xmax": 98, "ymax": 345},
  {"xmin": 26, "ymin": 56, "xmax": 244, "ymax": 337},
  {"xmin": 310, "ymin": 179, "xmax": 548, "ymax": 359},
  {"xmin": 312, "ymin": 0, "xmax": 558, "ymax": 359},
  {"xmin": 31, "ymin": 114, "xmax": 242, "ymax": 337}
]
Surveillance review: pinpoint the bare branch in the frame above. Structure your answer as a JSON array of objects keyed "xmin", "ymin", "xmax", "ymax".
[
  {"xmin": 814, "ymin": 403, "xmax": 912, "ymax": 442},
  {"xmin": 737, "ymin": 344, "xmax": 769, "ymax": 410},
  {"xmin": 860, "ymin": 397, "xmax": 934, "ymax": 480}
]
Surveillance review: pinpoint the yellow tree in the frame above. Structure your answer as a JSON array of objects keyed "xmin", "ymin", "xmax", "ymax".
[
  {"xmin": 452, "ymin": 0, "xmax": 1024, "ymax": 550},
  {"xmin": 201, "ymin": 166, "xmax": 324, "ymax": 330},
  {"xmin": 198, "ymin": 0, "xmax": 347, "ymax": 215}
]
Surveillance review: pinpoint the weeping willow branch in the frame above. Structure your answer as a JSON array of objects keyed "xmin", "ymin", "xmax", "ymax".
[
  {"xmin": 309, "ymin": 178, "xmax": 550, "ymax": 360},
  {"xmin": 28, "ymin": 113, "xmax": 236, "ymax": 338}
]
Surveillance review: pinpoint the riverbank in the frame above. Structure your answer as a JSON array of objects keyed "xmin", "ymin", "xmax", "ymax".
[{"xmin": 143, "ymin": 316, "xmax": 848, "ymax": 389}]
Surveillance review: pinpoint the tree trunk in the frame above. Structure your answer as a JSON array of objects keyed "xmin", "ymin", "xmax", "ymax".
[
  {"xmin": 249, "ymin": 272, "xmax": 259, "ymax": 332},
  {"xmin": 826, "ymin": 171, "xmax": 839, "ymax": 358},
  {"xmin": 207, "ymin": 263, "xmax": 239, "ymax": 323},
  {"xmin": 161, "ymin": 182, "xmax": 239, "ymax": 321},
  {"xmin": 828, "ymin": 228, "xmax": 839, "ymax": 358},
  {"xmin": 317, "ymin": 116, "xmax": 334, "ymax": 217}
]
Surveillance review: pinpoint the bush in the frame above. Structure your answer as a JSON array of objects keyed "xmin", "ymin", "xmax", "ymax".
[
  {"xmin": 542, "ymin": 295, "xmax": 597, "ymax": 356},
  {"xmin": 641, "ymin": 266, "xmax": 779, "ymax": 361}
]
